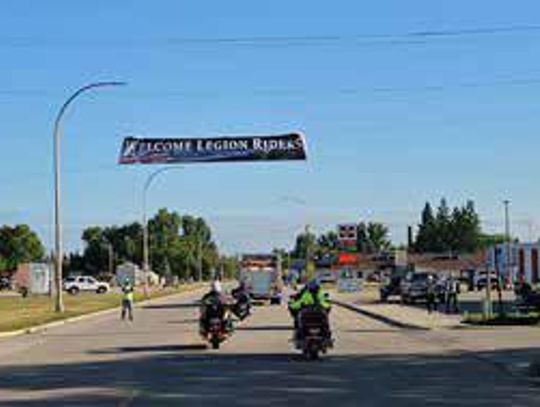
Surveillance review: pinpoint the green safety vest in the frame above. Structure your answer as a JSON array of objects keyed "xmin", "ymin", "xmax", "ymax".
[
  {"xmin": 122, "ymin": 285, "xmax": 134, "ymax": 302},
  {"xmin": 290, "ymin": 289, "xmax": 331, "ymax": 311}
]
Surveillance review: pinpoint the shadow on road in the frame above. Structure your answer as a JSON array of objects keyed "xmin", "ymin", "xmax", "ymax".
[
  {"xmin": 142, "ymin": 302, "xmax": 199, "ymax": 310},
  {"xmin": 1, "ymin": 347, "xmax": 540, "ymax": 406},
  {"xmin": 235, "ymin": 325, "xmax": 293, "ymax": 332},
  {"xmin": 90, "ymin": 344, "xmax": 208, "ymax": 354}
]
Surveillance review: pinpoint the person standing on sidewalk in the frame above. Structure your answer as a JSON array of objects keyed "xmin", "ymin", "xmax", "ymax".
[
  {"xmin": 121, "ymin": 278, "xmax": 134, "ymax": 322},
  {"xmin": 445, "ymin": 274, "xmax": 460, "ymax": 314},
  {"xmin": 426, "ymin": 275, "xmax": 437, "ymax": 314}
]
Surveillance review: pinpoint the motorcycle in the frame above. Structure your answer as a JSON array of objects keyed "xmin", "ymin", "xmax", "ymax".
[
  {"xmin": 294, "ymin": 306, "xmax": 333, "ymax": 360},
  {"xmin": 200, "ymin": 302, "xmax": 233, "ymax": 349},
  {"xmin": 232, "ymin": 293, "xmax": 251, "ymax": 321}
]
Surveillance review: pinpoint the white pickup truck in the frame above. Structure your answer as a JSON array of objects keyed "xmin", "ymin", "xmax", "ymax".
[{"xmin": 63, "ymin": 276, "xmax": 110, "ymax": 295}]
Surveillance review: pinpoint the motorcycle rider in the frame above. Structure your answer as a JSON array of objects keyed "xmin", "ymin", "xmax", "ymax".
[
  {"xmin": 231, "ymin": 280, "xmax": 251, "ymax": 318},
  {"xmin": 231, "ymin": 280, "xmax": 249, "ymax": 301},
  {"xmin": 289, "ymin": 279, "xmax": 332, "ymax": 341},
  {"xmin": 121, "ymin": 277, "xmax": 134, "ymax": 322},
  {"xmin": 199, "ymin": 280, "xmax": 233, "ymax": 335}
]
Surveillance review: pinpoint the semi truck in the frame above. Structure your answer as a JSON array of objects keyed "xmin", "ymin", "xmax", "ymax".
[{"xmin": 240, "ymin": 254, "xmax": 283, "ymax": 304}]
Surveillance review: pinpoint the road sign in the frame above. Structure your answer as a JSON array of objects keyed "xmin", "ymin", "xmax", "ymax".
[
  {"xmin": 337, "ymin": 252, "xmax": 360, "ymax": 266},
  {"xmin": 338, "ymin": 224, "xmax": 358, "ymax": 253},
  {"xmin": 338, "ymin": 224, "xmax": 357, "ymax": 241}
]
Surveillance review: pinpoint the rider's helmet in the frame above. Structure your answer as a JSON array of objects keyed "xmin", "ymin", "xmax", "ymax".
[
  {"xmin": 307, "ymin": 279, "xmax": 320, "ymax": 294},
  {"xmin": 211, "ymin": 280, "xmax": 222, "ymax": 293}
]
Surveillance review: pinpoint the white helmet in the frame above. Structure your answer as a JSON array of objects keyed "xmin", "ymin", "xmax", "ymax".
[{"xmin": 211, "ymin": 280, "xmax": 222, "ymax": 293}]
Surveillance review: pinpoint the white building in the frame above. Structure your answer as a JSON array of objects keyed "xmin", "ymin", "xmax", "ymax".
[{"xmin": 116, "ymin": 262, "xmax": 160, "ymax": 286}]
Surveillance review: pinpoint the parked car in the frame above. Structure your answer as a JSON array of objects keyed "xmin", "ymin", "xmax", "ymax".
[
  {"xmin": 63, "ymin": 276, "xmax": 110, "ymax": 295},
  {"xmin": 0, "ymin": 276, "xmax": 11, "ymax": 291},
  {"xmin": 379, "ymin": 275, "xmax": 402, "ymax": 302},
  {"xmin": 475, "ymin": 272, "xmax": 500, "ymax": 291},
  {"xmin": 316, "ymin": 270, "xmax": 337, "ymax": 284},
  {"xmin": 400, "ymin": 272, "xmax": 437, "ymax": 304},
  {"xmin": 515, "ymin": 282, "xmax": 540, "ymax": 312}
]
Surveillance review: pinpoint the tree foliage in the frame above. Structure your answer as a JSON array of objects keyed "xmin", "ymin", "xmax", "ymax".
[
  {"xmin": 357, "ymin": 222, "xmax": 391, "ymax": 253},
  {"xmin": 414, "ymin": 199, "xmax": 482, "ymax": 254},
  {"xmin": 290, "ymin": 222, "xmax": 392, "ymax": 260},
  {"xmin": 0, "ymin": 224, "xmax": 45, "ymax": 272},
  {"xmin": 73, "ymin": 209, "xmax": 220, "ymax": 280}
]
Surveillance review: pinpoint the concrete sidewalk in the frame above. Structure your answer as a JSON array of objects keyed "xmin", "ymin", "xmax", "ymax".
[{"xmin": 331, "ymin": 290, "xmax": 462, "ymax": 330}]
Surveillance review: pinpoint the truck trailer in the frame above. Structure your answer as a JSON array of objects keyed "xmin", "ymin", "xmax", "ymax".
[{"xmin": 240, "ymin": 254, "xmax": 283, "ymax": 304}]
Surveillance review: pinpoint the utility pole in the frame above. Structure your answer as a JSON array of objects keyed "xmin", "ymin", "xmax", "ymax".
[
  {"xmin": 53, "ymin": 81, "xmax": 125, "ymax": 313},
  {"xmin": 197, "ymin": 236, "xmax": 203, "ymax": 282},
  {"xmin": 504, "ymin": 200, "xmax": 511, "ymax": 273},
  {"xmin": 142, "ymin": 166, "xmax": 182, "ymax": 297},
  {"xmin": 108, "ymin": 243, "xmax": 114, "ymax": 276},
  {"xmin": 305, "ymin": 224, "xmax": 311, "ymax": 283},
  {"xmin": 500, "ymin": 200, "xmax": 511, "ymax": 315}
]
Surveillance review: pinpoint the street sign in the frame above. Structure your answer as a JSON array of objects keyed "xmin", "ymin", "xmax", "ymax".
[
  {"xmin": 337, "ymin": 252, "xmax": 360, "ymax": 266},
  {"xmin": 338, "ymin": 224, "xmax": 358, "ymax": 253},
  {"xmin": 338, "ymin": 224, "xmax": 357, "ymax": 241}
]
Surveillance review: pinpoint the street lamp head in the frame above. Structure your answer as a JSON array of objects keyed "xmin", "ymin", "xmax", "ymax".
[{"xmin": 102, "ymin": 81, "xmax": 128, "ymax": 87}]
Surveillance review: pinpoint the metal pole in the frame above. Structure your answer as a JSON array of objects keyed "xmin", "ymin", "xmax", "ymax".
[
  {"xmin": 198, "ymin": 237, "xmax": 203, "ymax": 282},
  {"xmin": 501, "ymin": 200, "xmax": 511, "ymax": 315},
  {"xmin": 305, "ymin": 224, "xmax": 310, "ymax": 283},
  {"xmin": 108, "ymin": 243, "xmax": 114, "ymax": 276},
  {"xmin": 53, "ymin": 81, "xmax": 125, "ymax": 313},
  {"xmin": 504, "ymin": 200, "xmax": 511, "ymax": 272},
  {"xmin": 142, "ymin": 166, "xmax": 182, "ymax": 297}
]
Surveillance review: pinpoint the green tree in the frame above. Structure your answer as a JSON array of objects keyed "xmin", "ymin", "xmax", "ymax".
[
  {"xmin": 0, "ymin": 224, "xmax": 45, "ymax": 272},
  {"xmin": 415, "ymin": 199, "xmax": 483, "ymax": 254},
  {"xmin": 77, "ymin": 209, "xmax": 219, "ymax": 280},
  {"xmin": 415, "ymin": 202, "xmax": 436, "ymax": 252},
  {"xmin": 357, "ymin": 223, "xmax": 370, "ymax": 253},
  {"xmin": 356, "ymin": 222, "xmax": 391, "ymax": 253},
  {"xmin": 367, "ymin": 222, "xmax": 391, "ymax": 252},
  {"xmin": 435, "ymin": 198, "xmax": 451, "ymax": 252},
  {"xmin": 293, "ymin": 230, "xmax": 318, "ymax": 260}
]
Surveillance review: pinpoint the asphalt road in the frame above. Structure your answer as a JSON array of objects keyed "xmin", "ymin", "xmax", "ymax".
[{"xmin": 0, "ymin": 289, "xmax": 539, "ymax": 406}]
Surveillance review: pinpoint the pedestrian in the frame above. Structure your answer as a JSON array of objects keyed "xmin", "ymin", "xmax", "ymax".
[
  {"xmin": 445, "ymin": 274, "xmax": 460, "ymax": 314},
  {"xmin": 426, "ymin": 275, "xmax": 437, "ymax": 314},
  {"xmin": 121, "ymin": 278, "xmax": 134, "ymax": 322}
]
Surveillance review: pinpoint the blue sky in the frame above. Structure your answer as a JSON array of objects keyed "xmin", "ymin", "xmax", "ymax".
[{"xmin": 1, "ymin": 1, "xmax": 540, "ymax": 254}]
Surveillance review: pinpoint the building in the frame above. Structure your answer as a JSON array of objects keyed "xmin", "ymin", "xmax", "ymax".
[
  {"xmin": 116, "ymin": 262, "xmax": 160, "ymax": 286},
  {"xmin": 13, "ymin": 263, "xmax": 52, "ymax": 295},
  {"xmin": 488, "ymin": 242, "xmax": 540, "ymax": 285}
]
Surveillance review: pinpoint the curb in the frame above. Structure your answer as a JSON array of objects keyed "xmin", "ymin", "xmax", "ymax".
[
  {"xmin": 0, "ymin": 285, "xmax": 206, "ymax": 339},
  {"xmin": 331, "ymin": 299, "xmax": 428, "ymax": 331}
]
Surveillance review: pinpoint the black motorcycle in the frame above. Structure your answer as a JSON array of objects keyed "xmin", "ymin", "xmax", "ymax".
[
  {"xmin": 200, "ymin": 302, "xmax": 233, "ymax": 349},
  {"xmin": 232, "ymin": 292, "xmax": 251, "ymax": 321},
  {"xmin": 294, "ymin": 306, "xmax": 333, "ymax": 360}
]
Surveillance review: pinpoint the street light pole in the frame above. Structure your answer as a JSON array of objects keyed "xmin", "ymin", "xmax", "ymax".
[
  {"xmin": 504, "ymin": 200, "xmax": 512, "ymax": 281},
  {"xmin": 107, "ymin": 243, "xmax": 114, "ymax": 277},
  {"xmin": 305, "ymin": 224, "xmax": 311, "ymax": 283},
  {"xmin": 53, "ymin": 81, "xmax": 125, "ymax": 313},
  {"xmin": 142, "ymin": 166, "xmax": 182, "ymax": 297},
  {"xmin": 197, "ymin": 236, "xmax": 203, "ymax": 282}
]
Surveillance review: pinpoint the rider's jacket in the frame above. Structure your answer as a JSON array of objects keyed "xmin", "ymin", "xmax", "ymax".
[{"xmin": 289, "ymin": 288, "xmax": 331, "ymax": 311}]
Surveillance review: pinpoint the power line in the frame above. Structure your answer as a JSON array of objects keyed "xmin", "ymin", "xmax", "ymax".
[
  {"xmin": 1, "ymin": 24, "xmax": 540, "ymax": 49},
  {"xmin": 2, "ymin": 74, "xmax": 540, "ymax": 99}
]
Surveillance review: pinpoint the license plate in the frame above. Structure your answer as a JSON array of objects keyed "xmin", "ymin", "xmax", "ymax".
[{"xmin": 309, "ymin": 328, "xmax": 321, "ymax": 335}]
